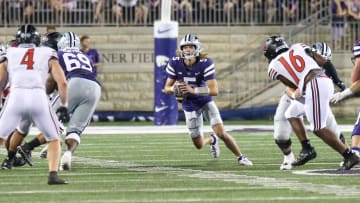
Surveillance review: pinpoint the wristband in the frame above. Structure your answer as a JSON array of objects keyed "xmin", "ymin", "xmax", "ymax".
[{"xmin": 194, "ymin": 87, "xmax": 210, "ymax": 96}]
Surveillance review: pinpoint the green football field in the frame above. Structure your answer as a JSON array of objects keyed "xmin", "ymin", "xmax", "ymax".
[{"xmin": 0, "ymin": 123, "xmax": 360, "ymax": 203}]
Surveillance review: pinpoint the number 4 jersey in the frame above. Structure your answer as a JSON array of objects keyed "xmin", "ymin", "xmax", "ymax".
[
  {"xmin": 6, "ymin": 45, "xmax": 57, "ymax": 89},
  {"xmin": 57, "ymin": 50, "xmax": 99, "ymax": 85},
  {"xmin": 267, "ymin": 43, "xmax": 322, "ymax": 94}
]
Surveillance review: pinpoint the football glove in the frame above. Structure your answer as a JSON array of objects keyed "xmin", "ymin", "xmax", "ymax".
[
  {"xmin": 330, "ymin": 88, "xmax": 353, "ymax": 104},
  {"xmin": 56, "ymin": 106, "xmax": 70, "ymax": 123}
]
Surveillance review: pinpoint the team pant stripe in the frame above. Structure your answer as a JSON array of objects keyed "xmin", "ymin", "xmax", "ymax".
[{"xmin": 311, "ymin": 79, "xmax": 321, "ymax": 131}]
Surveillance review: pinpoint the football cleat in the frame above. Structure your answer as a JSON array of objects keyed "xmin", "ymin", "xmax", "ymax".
[
  {"xmin": 339, "ymin": 152, "xmax": 360, "ymax": 170},
  {"xmin": 280, "ymin": 152, "xmax": 295, "ymax": 170},
  {"xmin": 1, "ymin": 158, "xmax": 14, "ymax": 170},
  {"xmin": 13, "ymin": 156, "xmax": 26, "ymax": 167},
  {"xmin": 238, "ymin": 155, "xmax": 253, "ymax": 166},
  {"xmin": 60, "ymin": 151, "xmax": 72, "ymax": 171},
  {"xmin": 17, "ymin": 145, "xmax": 33, "ymax": 166},
  {"xmin": 48, "ymin": 173, "xmax": 68, "ymax": 185},
  {"xmin": 210, "ymin": 134, "xmax": 220, "ymax": 158},
  {"xmin": 292, "ymin": 147, "xmax": 317, "ymax": 166}
]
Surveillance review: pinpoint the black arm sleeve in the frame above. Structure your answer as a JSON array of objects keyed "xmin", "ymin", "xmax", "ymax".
[{"xmin": 323, "ymin": 60, "xmax": 345, "ymax": 90}]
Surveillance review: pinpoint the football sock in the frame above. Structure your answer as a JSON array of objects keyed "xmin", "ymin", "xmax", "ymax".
[
  {"xmin": 342, "ymin": 148, "xmax": 353, "ymax": 159},
  {"xmin": 7, "ymin": 151, "xmax": 16, "ymax": 160},
  {"xmin": 27, "ymin": 138, "xmax": 42, "ymax": 150},
  {"xmin": 301, "ymin": 139, "xmax": 312, "ymax": 150}
]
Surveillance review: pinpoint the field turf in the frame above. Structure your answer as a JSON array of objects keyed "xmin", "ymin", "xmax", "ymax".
[{"xmin": 0, "ymin": 123, "xmax": 359, "ymax": 203}]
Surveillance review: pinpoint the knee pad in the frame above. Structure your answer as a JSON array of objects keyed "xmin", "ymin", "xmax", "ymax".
[
  {"xmin": 273, "ymin": 118, "xmax": 292, "ymax": 140},
  {"xmin": 275, "ymin": 139, "xmax": 292, "ymax": 150}
]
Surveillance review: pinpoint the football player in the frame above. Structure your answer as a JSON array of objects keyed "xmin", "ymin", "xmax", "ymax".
[
  {"xmin": 273, "ymin": 41, "xmax": 347, "ymax": 170},
  {"xmin": 163, "ymin": 34, "xmax": 253, "ymax": 166},
  {"xmin": 331, "ymin": 40, "xmax": 360, "ymax": 157},
  {"xmin": 264, "ymin": 35, "xmax": 359, "ymax": 170},
  {"xmin": 1, "ymin": 32, "xmax": 66, "ymax": 169},
  {"xmin": 56, "ymin": 32, "xmax": 101, "ymax": 170},
  {"xmin": 0, "ymin": 24, "xmax": 68, "ymax": 184}
]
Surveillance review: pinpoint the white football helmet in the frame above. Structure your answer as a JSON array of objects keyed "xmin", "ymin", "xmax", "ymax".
[
  {"xmin": 57, "ymin": 32, "xmax": 80, "ymax": 51},
  {"xmin": 312, "ymin": 41, "xmax": 332, "ymax": 61},
  {"xmin": 180, "ymin": 34, "xmax": 202, "ymax": 59}
]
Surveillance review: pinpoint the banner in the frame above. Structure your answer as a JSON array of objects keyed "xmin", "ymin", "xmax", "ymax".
[{"xmin": 153, "ymin": 21, "xmax": 179, "ymax": 125}]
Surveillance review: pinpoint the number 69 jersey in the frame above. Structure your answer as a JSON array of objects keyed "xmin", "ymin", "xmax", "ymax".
[
  {"xmin": 57, "ymin": 50, "xmax": 99, "ymax": 84},
  {"xmin": 267, "ymin": 43, "xmax": 322, "ymax": 93},
  {"xmin": 6, "ymin": 46, "xmax": 57, "ymax": 89}
]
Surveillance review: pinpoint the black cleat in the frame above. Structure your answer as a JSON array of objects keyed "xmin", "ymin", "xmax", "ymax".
[
  {"xmin": 292, "ymin": 147, "xmax": 317, "ymax": 166},
  {"xmin": 48, "ymin": 174, "xmax": 68, "ymax": 185},
  {"xmin": 13, "ymin": 156, "xmax": 26, "ymax": 167},
  {"xmin": 1, "ymin": 158, "xmax": 14, "ymax": 170},
  {"xmin": 17, "ymin": 145, "xmax": 32, "ymax": 167},
  {"xmin": 339, "ymin": 153, "xmax": 360, "ymax": 170}
]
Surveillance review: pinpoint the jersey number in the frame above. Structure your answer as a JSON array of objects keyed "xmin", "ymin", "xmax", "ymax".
[
  {"xmin": 62, "ymin": 52, "xmax": 92, "ymax": 72},
  {"xmin": 20, "ymin": 48, "xmax": 35, "ymax": 70},
  {"xmin": 278, "ymin": 50, "xmax": 305, "ymax": 84}
]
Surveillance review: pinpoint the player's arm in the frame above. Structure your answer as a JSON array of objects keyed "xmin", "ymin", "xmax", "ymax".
[
  {"xmin": 163, "ymin": 78, "xmax": 176, "ymax": 94},
  {"xmin": 285, "ymin": 86, "xmax": 300, "ymax": 99},
  {"xmin": 277, "ymin": 75, "xmax": 297, "ymax": 89},
  {"xmin": 49, "ymin": 58, "xmax": 67, "ymax": 106},
  {"xmin": 0, "ymin": 61, "xmax": 8, "ymax": 94},
  {"xmin": 45, "ymin": 74, "xmax": 58, "ymax": 94}
]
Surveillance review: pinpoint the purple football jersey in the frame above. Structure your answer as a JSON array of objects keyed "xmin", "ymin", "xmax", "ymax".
[
  {"xmin": 166, "ymin": 57, "xmax": 215, "ymax": 111},
  {"xmin": 58, "ymin": 50, "xmax": 99, "ymax": 84}
]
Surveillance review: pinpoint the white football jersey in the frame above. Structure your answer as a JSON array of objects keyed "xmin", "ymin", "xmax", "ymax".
[
  {"xmin": 6, "ymin": 45, "xmax": 57, "ymax": 89},
  {"xmin": 268, "ymin": 43, "xmax": 322, "ymax": 93}
]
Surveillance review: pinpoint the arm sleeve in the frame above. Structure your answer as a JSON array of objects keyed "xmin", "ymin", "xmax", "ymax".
[{"xmin": 323, "ymin": 60, "xmax": 342, "ymax": 84}]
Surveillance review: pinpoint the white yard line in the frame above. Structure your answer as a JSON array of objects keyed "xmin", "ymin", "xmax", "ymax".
[{"xmin": 27, "ymin": 125, "xmax": 356, "ymax": 135}]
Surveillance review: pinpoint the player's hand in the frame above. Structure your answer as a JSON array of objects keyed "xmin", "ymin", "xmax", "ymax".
[
  {"xmin": 178, "ymin": 82, "xmax": 194, "ymax": 94},
  {"xmin": 330, "ymin": 88, "xmax": 353, "ymax": 104},
  {"xmin": 56, "ymin": 106, "xmax": 70, "ymax": 123},
  {"xmin": 335, "ymin": 81, "xmax": 346, "ymax": 91}
]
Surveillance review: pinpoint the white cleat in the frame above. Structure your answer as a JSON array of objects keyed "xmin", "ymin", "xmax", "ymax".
[
  {"xmin": 280, "ymin": 152, "xmax": 295, "ymax": 170},
  {"xmin": 60, "ymin": 151, "xmax": 72, "ymax": 171},
  {"xmin": 238, "ymin": 155, "xmax": 253, "ymax": 166},
  {"xmin": 210, "ymin": 134, "xmax": 220, "ymax": 158}
]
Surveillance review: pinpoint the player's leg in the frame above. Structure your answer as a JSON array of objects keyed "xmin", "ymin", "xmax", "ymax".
[
  {"xmin": 206, "ymin": 101, "xmax": 252, "ymax": 165},
  {"xmin": 61, "ymin": 79, "xmax": 101, "ymax": 170},
  {"xmin": 30, "ymin": 90, "xmax": 66, "ymax": 184},
  {"xmin": 0, "ymin": 93, "xmax": 24, "ymax": 169},
  {"xmin": 273, "ymin": 94, "xmax": 294, "ymax": 169},
  {"xmin": 285, "ymin": 100, "xmax": 317, "ymax": 166},
  {"xmin": 185, "ymin": 110, "xmax": 212, "ymax": 149},
  {"xmin": 305, "ymin": 77, "xmax": 359, "ymax": 170},
  {"xmin": 326, "ymin": 111, "xmax": 347, "ymax": 145},
  {"xmin": 350, "ymin": 113, "xmax": 360, "ymax": 155}
]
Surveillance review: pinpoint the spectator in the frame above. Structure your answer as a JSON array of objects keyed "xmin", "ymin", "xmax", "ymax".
[
  {"xmin": 243, "ymin": 0, "xmax": 262, "ymax": 24},
  {"xmin": 134, "ymin": 0, "xmax": 148, "ymax": 24},
  {"xmin": 8, "ymin": 0, "xmax": 22, "ymax": 25},
  {"xmin": 347, "ymin": 0, "xmax": 360, "ymax": 44},
  {"xmin": 148, "ymin": 0, "xmax": 160, "ymax": 22},
  {"xmin": 280, "ymin": 0, "xmax": 298, "ymax": 24},
  {"xmin": 49, "ymin": 0, "xmax": 77, "ymax": 24},
  {"xmin": 80, "ymin": 35, "xmax": 101, "ymax": 72},
  {"xmin": 331, "ymin": 0, "xmax": 347, "ymax": 50},
  {"xmin": 178, "ymin": 0, "xmax": 192, "ymax": 24},
  {"xmin": 223, "ymin": 0, "xmax": 239, "ymax": 24},
  {"xmin": 112, "ymin": 0, "xmax": 137, "ymax": 25},
  {"xmin": 265, "ymin": 0, "xmax": 277, "ymax": 23},
  {"xmin": 22, "ymin": 0, "xmax": 33, "ymax": 23},
  {"xmin": 93, "ymin": 0, "xmax": 105, "ymax": 24}
]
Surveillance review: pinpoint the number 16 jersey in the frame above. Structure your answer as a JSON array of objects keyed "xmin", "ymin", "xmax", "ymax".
[{"xmin": 267, "ymin": 43, "xmax": 322, "ymax": 93}]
